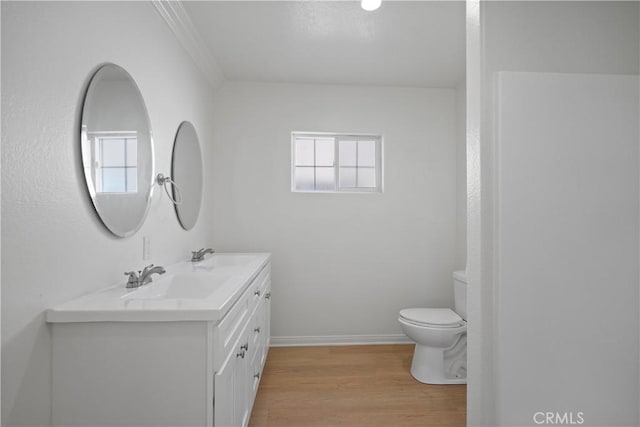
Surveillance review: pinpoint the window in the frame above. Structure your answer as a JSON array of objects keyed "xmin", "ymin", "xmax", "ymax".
[
  {"xmin": 87, "ymin": 131, "xmax": 138, "ymax": 194},
  {"xmin": 292, "ymin": 132, "xmax": 383, "ymax": 193}
]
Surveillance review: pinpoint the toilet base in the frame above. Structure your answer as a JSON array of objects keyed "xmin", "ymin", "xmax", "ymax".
[{"xmin": 410, "ymin": 343, "xmax": 467, "ymax": 385}]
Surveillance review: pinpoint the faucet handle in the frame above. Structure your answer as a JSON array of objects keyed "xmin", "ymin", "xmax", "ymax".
[{"xmin": 124, "ymin": 271, "xmax": 139, "ymax": 288}]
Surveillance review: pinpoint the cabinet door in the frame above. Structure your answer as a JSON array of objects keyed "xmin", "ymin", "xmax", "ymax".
[
  {"xmin": 248, "ymin": 301, "xmax": 265, "ymax": 406},
  {"xmin": 264, "ymin": 282, "xmax": 271, "ymax": 358},
  {"xmin": 251, "ymin": 302, "xmax": 264, "ymax": 365},
  {"xmin": 217, "ymin": 331, "xmax": 250, "ymax": 427},
  {"xmin": 214, "ymin": 351, "xmax": 235, "ymax": 427},
  {"xmin": 235, "ymin": 329, "xmax": 250, "ymax": 427}
]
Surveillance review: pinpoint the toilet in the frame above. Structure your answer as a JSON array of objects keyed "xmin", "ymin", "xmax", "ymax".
[{"xmin": 398, "ymin": 271, "xmax": 467, "ymax": 384}]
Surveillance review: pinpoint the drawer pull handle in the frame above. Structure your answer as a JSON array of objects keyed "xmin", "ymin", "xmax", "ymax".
[
  {"xmin": 236, "ymin": 350, "xmax": 246, "ymax": 359},
  {"xmin": 241, "ymin": 342, "xmax": 249, "ymax": 351},
  {"xmin": 254, "ymin": 327, "xmax": 261, "ymax": 333},
  {"xmin": 254, "ymin": 290, "xmax": 261, "ymax": 297},
  {"xmin": 265, "ymin": 292, "xmax": 271, "ymax": 300}
]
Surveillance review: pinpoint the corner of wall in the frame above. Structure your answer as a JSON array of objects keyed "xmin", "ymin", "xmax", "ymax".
[
  {"xmin": 150, "ymin": 0, "xmax": 226, "ymax": 90},
  {"xmin": 466, "ymin": 0, "xmax": 498, "ymax": 425},
  {"xmin": 455, "ymin": 81, "xmax": 467, "ymax": 272}
]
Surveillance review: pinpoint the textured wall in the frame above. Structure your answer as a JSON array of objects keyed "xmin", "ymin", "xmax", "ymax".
[
  {"xmin": 1, "ymin": 2, "xmax": 216, "ymax": 425},
  {"xmin": 210, "ymin": 82, "xmax": 458, "ymax": 343}
]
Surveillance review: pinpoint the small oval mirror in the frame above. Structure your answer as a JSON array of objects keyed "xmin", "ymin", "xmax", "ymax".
[
  {"xmin": 172, "ymin": 121, "xmax": 203, "ymax": 230},
  {"xmin": 81, "ymin": 64, "xmax": 154, "ymax": 237}
]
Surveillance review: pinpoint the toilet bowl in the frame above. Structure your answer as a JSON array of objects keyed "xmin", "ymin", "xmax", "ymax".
[{"xmin": 398, "ymin": 271, "xmax": 467, "ymax": 384}]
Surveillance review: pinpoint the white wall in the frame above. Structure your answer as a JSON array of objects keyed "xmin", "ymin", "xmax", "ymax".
[
  {"xmin": 472, "ymin": 1, "xmax": 640, "ymax": 425},
  {"xmin": 496, "ymin": 71, "xmax": 638, "ymax": 426},
  {"xmin": 1, "ymin": 2, "xmax": 216, "ymax": 426},
  {"xmin": 210, "ymin": 82, "xmax": 458, "ymax": 343},
  {"xmin": 483, "ymin": 1, "xmax": 639, "ymax": 76}
]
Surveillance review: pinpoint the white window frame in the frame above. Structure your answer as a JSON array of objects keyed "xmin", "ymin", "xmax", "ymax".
[
  {"xmin": 87, "ymin": 131, "xmax": 139, "ymax": 194},
  {"xmin": 291, "ymin": 132, "xmax": 384, "ymax": 193}
]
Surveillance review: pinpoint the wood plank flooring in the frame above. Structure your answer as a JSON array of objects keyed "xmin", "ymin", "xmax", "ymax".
[{"xmin": 249, "ymin": 345, "xmax": 466, "ymax": 427}]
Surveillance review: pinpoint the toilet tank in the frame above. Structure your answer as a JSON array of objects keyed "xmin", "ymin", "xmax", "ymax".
[{"xmin": 453, "ymin": 270, "xmax": 467, "ymax": 320}]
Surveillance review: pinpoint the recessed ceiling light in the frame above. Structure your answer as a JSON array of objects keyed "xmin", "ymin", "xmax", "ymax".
[{"xmin": 361, "ymin": 0, "xmax": 382, "ymax": 12}]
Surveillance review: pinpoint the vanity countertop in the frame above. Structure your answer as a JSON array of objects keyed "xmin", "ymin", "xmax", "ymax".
[{"xmin": 46, "ymin": 253, "xmax": 270, "ymax": 323}]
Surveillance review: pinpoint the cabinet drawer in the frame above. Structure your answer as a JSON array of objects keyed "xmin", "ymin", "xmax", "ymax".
[
  {"xmin": 214, "ymin": 292, "xmax": 249, "ymax": 371},
  {"xmin": 249, "ymin": 299, "xmax": 265, "ymax": 354},
  {"xmin": 248, "ymin": 263, "xmax": 270, "ymax": 314},
  {"xmin": 214, "ymin": 263, "xmax": 270, "ymax": 372}
]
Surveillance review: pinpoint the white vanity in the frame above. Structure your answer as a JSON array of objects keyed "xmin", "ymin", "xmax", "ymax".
[{"xmin": 46, "ymin": 253, "xmax": 271, "ymax": 427}]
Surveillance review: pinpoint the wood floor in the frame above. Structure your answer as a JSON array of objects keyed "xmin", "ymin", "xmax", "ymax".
[{"xmin": 248, "ymin": 345, "xmax": 466, "ymax": 427}]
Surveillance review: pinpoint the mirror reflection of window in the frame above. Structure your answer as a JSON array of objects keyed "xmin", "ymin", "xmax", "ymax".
[{"xmin": 89, "ymin": 132, "xmax": 138, "ymax": 193}]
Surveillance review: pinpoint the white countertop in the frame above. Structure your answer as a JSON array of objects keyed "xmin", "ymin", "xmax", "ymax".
[{"xmin": 46, "ymin": 253, "xmax": 271, "ymax": 323}]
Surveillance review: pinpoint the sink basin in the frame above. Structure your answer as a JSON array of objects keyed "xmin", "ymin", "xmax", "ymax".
[
  {"xmin": 46, "ymin": 252, "xmax": 271, "ymax": 323},
  {"xmin": 195, "ymin": 254, "xmax": 257, "ymax": 271},
  {"xmin": 122, "ymin": 273, "xmax": 231, "ymax": 300}
]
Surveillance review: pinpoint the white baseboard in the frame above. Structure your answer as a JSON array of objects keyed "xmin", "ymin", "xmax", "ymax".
[{"xmin": 270, "ymin": 334, "xmax": 412, "ymax": 347}]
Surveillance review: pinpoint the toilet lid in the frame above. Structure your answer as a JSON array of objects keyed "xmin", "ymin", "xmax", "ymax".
[{"xmin": 399, "ymin": 308, "xmax": 465, "ymax": 327}]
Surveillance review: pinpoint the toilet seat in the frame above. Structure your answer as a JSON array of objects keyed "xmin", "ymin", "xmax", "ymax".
[{"xmin": 399, "ymin": 308, "xmax": 465, "ymax": 328}]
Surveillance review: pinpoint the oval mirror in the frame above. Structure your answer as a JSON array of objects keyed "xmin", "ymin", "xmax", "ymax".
[
  {"xmin": 172, "ymin": 121, "xmax": 203, "ymax": 230},
  {"xmin": 81, "ymin": 64, "xmax": 154, "ymax": 237}
]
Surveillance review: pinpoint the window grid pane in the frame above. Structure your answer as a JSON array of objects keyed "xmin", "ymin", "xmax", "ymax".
[
  {"xmin": 336, "ymin": 139, "xmax": 378, "ymax": 190},
  {"xmin": 315, "ymin": 138, "xmax": 334, "ymax": 167},
  {"xmin": 293, "ymin": 137, "xmax": 337, "ymax": 191},
  {"xmin": 339, "ymin": 167, "xmax": 357, "ymax": 188},
  {"xmin": 339, "ymin": 141, "xmax": 357, "ymax": 167},
  {"xmin": 357, "ymin": 167, "xmax": 376, "ymax": 188},
  {"xmin": 126, "ymin": 168, "xmax": 138, "ymax": 193},
  {"xmin": 357, "ymin": 141, "xmax": 376, "ymax": 167},
  {"xmin": 316, "ymin": 167, "xmax": 336, "ymax": 191},
  {"xmin": 101, "ymin": 138, "xmax": 125, "ymax": 167},
  {"xmin": 295, "ymin": 167, "xmax": 314, "ymax": 191},
  {"xmin": 126, "ymin": 138, "xmax": 138, "ymax": 167},
  {"xmin": 101, "ymin": 168, "xmax": 126, "ymax": 193},
  {"xmin": 295, "ymin": 138, "xmax": 315, "ymax": 166}
]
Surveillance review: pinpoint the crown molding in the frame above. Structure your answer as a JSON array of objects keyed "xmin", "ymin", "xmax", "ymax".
[{"xmin": 151, "ymin": 0, "xmax": 225, "ymax": 89}]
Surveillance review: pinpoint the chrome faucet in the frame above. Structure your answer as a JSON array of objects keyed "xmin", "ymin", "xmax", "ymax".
[
  {"xmin": 191, "ymin": 248, "xmax": 215, "ymax": 263},
  {"xmin": 124, "ymin": 264, "xmax": 166, "ymax": 288}
]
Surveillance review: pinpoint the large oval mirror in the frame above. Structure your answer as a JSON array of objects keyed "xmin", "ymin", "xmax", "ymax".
[
  {"xmin": 172, "ymin": 121, "xmax": 203, "ymax": 230},
  {"xmin": 81, "ymin": 64, "xmax": 154, "ymax": 237}
]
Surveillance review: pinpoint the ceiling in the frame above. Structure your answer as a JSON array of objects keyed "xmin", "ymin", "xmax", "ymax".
[{"xmin": 182, "ymin": 1, "xmax": 465, "ymax": 88}]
